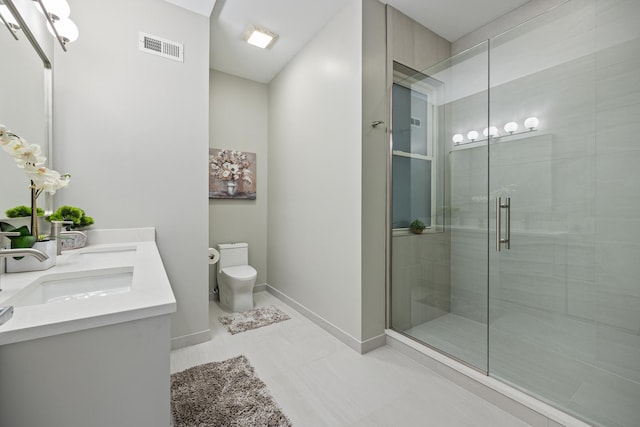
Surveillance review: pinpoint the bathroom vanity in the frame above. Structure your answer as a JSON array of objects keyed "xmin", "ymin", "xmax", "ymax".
[{"xmin": 0, "ymin": 228, "xmax": 176, "ymax": 427}]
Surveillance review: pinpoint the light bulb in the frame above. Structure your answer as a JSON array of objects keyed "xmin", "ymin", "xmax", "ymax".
[
  {"xmin": 524, "ymin": 117, "xmax": 539, "ymax": 130},
  {"xmin": 36, "ymin": 0, "xmax": 70, "ymax": 20},
  {"xmin": 504, "ymin": 122, "xmax": 518, "ymax": 134},
  {"xmin": 47, "ymin": 18, "xmax": 78, "ymax": 43},
  {"xmin": 452, "ymin": 134, "xmax": 464, "ymax": 145},
  {"xmin": 483, "ymin": 126, "xmax": 498, "ymax": 137},
  {"xmin": 467, "ymin": 131, "xmax": 479, "ymax": 141}
]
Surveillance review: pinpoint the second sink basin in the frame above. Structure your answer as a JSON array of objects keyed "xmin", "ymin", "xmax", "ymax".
[{"xmin": 8, "ymin": 267, "xmax": 134, "ymax": 307}]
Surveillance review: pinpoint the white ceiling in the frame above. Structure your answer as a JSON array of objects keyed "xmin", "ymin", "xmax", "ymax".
[
  {"xmin": 165, "ymin": 0, "xmax": 216, "ymax": 17},
  {"xmin": 209, "ymin": 0, "xmax": 532, "ymax": 84}
]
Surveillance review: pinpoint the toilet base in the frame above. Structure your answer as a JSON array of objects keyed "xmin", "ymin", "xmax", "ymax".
[{"xmin": 219, "ymin": 289, "xmax": 254, "ymax": 313}]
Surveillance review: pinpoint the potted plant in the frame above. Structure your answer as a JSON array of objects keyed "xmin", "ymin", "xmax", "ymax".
[
  {"xmin": 409, "ymin": 219, "xmax": 426, "ymax": 234},
  {"xmin": 4, "ymin": 205, "xmax": 46, "ymax": 230},
  {"xmin": 6, "ymin": 205, "xmax": 45, "ymax": 218},
  {"xmin": 44, "ymin": 206, "xmax": 94, "ymax": 250},
  {"xmin": 46, "ymin": 205, "xmax": 94, "ymax": 230},
  {"xmin": 0, "ymin": 124, "xmax": 70, "ymax": 271}
]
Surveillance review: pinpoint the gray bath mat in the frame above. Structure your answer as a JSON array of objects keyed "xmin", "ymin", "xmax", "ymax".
[
  {"xmin": 171, "ymin": 355, "xmax": 292, "ymax": 427},
  {"xmin": 218, "ymin": 305, "xmax": 291, "ymax": 334}
]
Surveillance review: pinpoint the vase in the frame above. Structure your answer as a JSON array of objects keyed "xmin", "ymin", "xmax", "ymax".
[
  {"xmin": 6, "ymin": 239, "xmax": 57, "ymax": 273},
  {"xmin": 30, "ymin": 185, "xmax": 39, "ymax": 238},
  {"xmin": 2, "ymin": 216, "xmax": 47, "ymax": 234},
  {"xmin": 60, "ymin": 231, "xmax": 88, "ymax": 251},
  {"xmin": 227, "ymin": 181, "xmax": 238, "ymax": 196}
]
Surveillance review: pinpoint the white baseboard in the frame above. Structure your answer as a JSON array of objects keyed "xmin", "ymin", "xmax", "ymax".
[
  {"xmin": 265, "ymin": 284, "xmax": 385, "ymax": 354},
  {"xmin": 386, "ymin": 330, "xmax": 590, "ymax": 427},
  {"xmin": 361, "ymin": 333, "xmax": 387, "ymax": 353},
  {"xmin": 170, "ymin": 329, "xmax": 210, "ymax": 350}
]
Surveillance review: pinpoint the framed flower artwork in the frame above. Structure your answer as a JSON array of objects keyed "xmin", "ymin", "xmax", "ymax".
[{"xmin": 209, "ymin": 148, "xmax": 256, "ymax": 200}]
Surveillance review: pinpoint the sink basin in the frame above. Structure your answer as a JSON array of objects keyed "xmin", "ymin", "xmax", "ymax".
[{"xmin": 8, "ymin": 267, "xmax": 134, "ymax": 307}]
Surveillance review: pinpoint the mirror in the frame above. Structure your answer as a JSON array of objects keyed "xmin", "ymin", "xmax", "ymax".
[{"xmin": 0, "ymin": 0, "xmax": 53, "ymax": 217}]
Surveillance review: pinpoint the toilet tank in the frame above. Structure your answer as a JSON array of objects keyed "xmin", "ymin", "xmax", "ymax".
[{"xmin": 216, "ymin": 243, "xmax": 248, "ymax": 268}]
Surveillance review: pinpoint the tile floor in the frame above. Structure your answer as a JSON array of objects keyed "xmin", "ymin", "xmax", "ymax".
[{"xmin": 170, "ymin": 292, "xmax": 532, "ymax": 426}]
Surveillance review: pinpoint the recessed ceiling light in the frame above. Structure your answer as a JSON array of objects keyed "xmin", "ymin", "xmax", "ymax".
[{"xmin": 243, "ymin": 25, "xmax": 278, "ymax": 49}]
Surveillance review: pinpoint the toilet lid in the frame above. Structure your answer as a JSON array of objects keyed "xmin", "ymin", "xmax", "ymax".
[{"xmin": 221, "ymin": 265, "xmax": 257, "ymax": 280}]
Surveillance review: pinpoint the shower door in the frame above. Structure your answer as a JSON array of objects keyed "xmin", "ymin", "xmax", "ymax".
[
  {"xmin": 487, "ymin": 0, "xmax": 640, "ymax": 425},
  {"xmin": 389, "ymin": 0, "xmax": 640, "ymax": 425},
  {"xmin": 390, "ymin": 42, "xmax": 490, "ymax": 372}
]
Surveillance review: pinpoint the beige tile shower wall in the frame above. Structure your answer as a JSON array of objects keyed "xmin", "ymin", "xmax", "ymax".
[
  {"xmin": 593, "ymin": 0, "xmax": 640, "ymax": 356},
  {"xmin": 361, "ymin": 0, "xmax": 387, "ymax": 342},
  {"xmin": 391, "ymin": 232, "xmax": 451, "ymax": 330},
  {"xmin": 386, "ymin": 5, "xmax": 452, "ymax": 330},
  {"xmin": 452, "ymin": 0, "xmax": 569, "ymax": 55},
  {"xmin": 387, "ymin": 6, "xmax": 451, "ymax": 73}
]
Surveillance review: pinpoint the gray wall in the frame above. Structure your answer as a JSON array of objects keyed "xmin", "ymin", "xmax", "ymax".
[
  {"xmin": 53, "ymin": 0, "xmax": 210, "ymax": 349},
  {"xmin": 209, "ymin": 70, "xmax": 268, "ymax": 289},
  {"xmin": 268, "ymin": 0, "xmax": 363, "ymax": 342}
]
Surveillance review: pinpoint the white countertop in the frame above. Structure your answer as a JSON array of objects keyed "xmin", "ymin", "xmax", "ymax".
[{"xmin": 0, "ymin": 228, "xmax": 176, "ymax": 345}]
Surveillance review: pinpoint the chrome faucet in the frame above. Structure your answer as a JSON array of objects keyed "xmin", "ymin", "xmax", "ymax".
[
  {"xmin": 49, "ymin": 220, "xmax": 75, "ymax": 255},
  {"xmin": 0, "ymin": 247, "xmax": 50, "ymax": 261},
  {"xmin": 0, "ymin": 231, "xmax": 49, "ymax": 292}
]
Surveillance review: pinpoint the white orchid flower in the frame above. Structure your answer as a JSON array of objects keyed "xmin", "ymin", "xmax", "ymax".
[
  {"xmin": 1, "ymin": 137, "xmax": 21, "ymax": 155},
  {"xmin": 1, "ymin": 131, "xmax": 23, "ymax": 154},
  {"xmin": 39, "ymin": 173, "xmax": 71, "ymax": 194},
  {"xmin": 24, "ymin": 163, "xmax": 71, "ymax": 195},
  {"xmin": 0, "ymin": 124, "xmax": 11, "ymax": 145},
  {"xmin": 14, "ymin": 143, "xmax": 46, "ymax": 167}
]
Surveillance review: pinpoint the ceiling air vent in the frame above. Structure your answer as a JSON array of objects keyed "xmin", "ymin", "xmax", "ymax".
[{"xmin": 138, "ymin": 32, "xmax": 184, "ymax": 62}]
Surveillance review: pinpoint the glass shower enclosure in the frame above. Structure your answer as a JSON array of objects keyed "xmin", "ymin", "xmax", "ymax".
[{"xmin": 388, "ymin": 1, "xmax": 640, "ymax": 426}]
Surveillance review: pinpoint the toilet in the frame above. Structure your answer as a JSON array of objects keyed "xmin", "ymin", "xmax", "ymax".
[{"xmin": 216, "ymin": 242, "xmax": 257, "ymax": 312}]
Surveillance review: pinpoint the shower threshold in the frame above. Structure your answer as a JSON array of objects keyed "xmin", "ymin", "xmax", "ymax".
[{"xmin": 385, "ymin": 330, "xmax": 591, "ymax": 427}]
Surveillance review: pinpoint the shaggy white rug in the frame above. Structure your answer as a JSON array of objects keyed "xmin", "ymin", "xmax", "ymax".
[
  {"xmin": 218, "ymin": 305, "xmax": 291, "ymax": 334},
  {"xmin": 171, "ymin": 355, "xmax": 292, "ymax": 427}
]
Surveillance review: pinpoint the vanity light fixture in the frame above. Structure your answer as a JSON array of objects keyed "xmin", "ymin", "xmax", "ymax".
[
  {"xmin": 35, "ymin": 0, "xmax": 69, "ymax": 20},
  {"xmin": 33, "ymin": 0, "xmax": 77, "ymax": 51},
  {"xmin": 0, "ymin": 3, "xmax": 20, "ymax": 40},
  {"xmin": 483, "ymin": 126, "xmax": 499, "ymax": 137},
  {"xmin": 504, "ymin": 121, "xmax": 519, "ymax": 134},
  {"xmin": 46, "ymin": 16, "xmax": 78, "ymax": 43},
  {"xmin": 524, "ymin": 116, "xmax": 539, "ymax": 130},
  {"xmin": 243, "ymin": 25, "xmax": 278, "ymax": 49},
  {"xmin": 453, "ymin": 117, "xmax": 542, "ymax": 147}
]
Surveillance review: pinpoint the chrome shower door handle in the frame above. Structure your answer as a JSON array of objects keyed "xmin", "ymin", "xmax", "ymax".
[
  {"xmin": 496, "ymin": 197, "xmax": 511, "ymax": 251},
  {"xmin": 505, "ymin": 197, "xmax": 511, "ymax": 250},
  {"xmin": 496, "ymin": 197, "xmax": 502, "ymax": 252}
]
